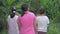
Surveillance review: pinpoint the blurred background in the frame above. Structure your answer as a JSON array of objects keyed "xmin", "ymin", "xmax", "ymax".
[{"xmin": 0, "ymin": 0, "xmax": 60, "ymax": 34}]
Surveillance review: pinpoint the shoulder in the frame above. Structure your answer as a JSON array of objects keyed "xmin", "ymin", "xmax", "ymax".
[
  {"xmin": 14, "ymin": 15, "xmax": 19, "ymax": 19},
  {"xmin": 15, "ymin": 15, "xmax": 18, "ymax": 17},
  {"xmin": 7, "ymin": 15, "xmax": 11, "ymax": 21},
  {"xmin": 36, "ymin": 16, "xmax": 41, "ymax": 19},
  {"xmin": 29, "ymin": 12, "xmax": 36, "ymax": 17},
  {"xmin": 8, "ymin": 15, "xmax": 10, "ymax": 19},
  {"xmin": 37, "ymin": 16, "xmax": 42, "ymax": 18},
  {"xmin": 44, "ymin": 16, "xmax": 49, "ymax": 20},
  {"xmin": 28, "ymin": 12, "xmax": 34, "ymax": 15},
  {"xmin": 44, "ymin": 16, "xmax": 49, "ymax": 18}
]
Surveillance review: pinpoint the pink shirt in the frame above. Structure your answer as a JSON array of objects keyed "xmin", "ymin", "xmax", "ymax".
[{"xmin": 17, "ymin": 11, "xmax": 36, "ymax": 34}]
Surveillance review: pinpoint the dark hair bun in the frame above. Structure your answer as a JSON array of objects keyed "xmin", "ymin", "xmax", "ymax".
[{"xmin": 12, "ymin": 7, "xmax": 16, "ymax": 11}]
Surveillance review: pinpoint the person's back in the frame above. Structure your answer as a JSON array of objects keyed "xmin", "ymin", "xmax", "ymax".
[
  {"xmin": 18, "ymin": 11, "xmax": 36, "ymax": 34},
  {"xmin": 37, "ymin": 16, "xmax": 49, "ymax": 32},
  {"xmin": 8, "ymin": 15, "xmax": 19, "ymax": 34},
  {"xmin": 37, "ymin": 8, "xmax": 49, "ymax": 34},
  {"xmin": 8, "ymin": 7, "xmax": 19, "ymax": 34},
  {"xmin": 17, "ymin": 3, "xmax": 36, "ymax": 34}
]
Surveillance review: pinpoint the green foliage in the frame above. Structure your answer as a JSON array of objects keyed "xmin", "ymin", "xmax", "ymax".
[
  {"xmin": 0, "ymin": 0, "xmax": 60, "ymax": 34},
  {"xmin": 40, "ymin": 0, "xmax": 60, "ymax": 22},
  {"xmin": 0, "ymin": 20, "xmax": 4, "ymax": 32},
  {"xmin": 6, "ymin": 0, "xmax": 16, "ymax": 6}
]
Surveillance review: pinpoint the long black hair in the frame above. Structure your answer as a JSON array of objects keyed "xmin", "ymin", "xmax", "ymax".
[
  {"xmin": 10, "ymin": 7, "xmax": 16, "ymax": 18},
  {"xmin": 21, "ymin": 3, "xmax": 28, "ymax": 17}
]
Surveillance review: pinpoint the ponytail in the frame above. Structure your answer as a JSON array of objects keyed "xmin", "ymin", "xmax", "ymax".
[
  {"xmin": 21, "ymin": 11, "xmax": 25, "ymax": 17},
  {"xmin": 21, "ymin": 3, "xmax": 28, "ymax": 17},
  {"xmin": 10, "ymin": 13, "xmax": 15, "ymax": 18}
]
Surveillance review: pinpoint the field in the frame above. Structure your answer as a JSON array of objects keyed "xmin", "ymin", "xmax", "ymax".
[
  {"xmin": 0, "ymin": 0, "xmax": 60, "ymax": 34},
  {"xmin": 0, "ymin": 20, "xmax": 60, "ymax": 34}
]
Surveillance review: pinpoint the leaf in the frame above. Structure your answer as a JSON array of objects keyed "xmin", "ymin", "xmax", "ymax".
[{"xmin": 6, "ymin": 0, "xmax": 16, "ymax": 6}]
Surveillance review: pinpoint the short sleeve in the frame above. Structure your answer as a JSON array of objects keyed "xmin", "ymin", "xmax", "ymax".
[
  {"xmin": 46, "ymin": 16, "xmax": 49, "ymax": 24},
  {"xmin": 17, "ymin": 15, "xmax": 21, "ymax": 23},
  {"xmin": 47, "ymin": 18, "xmax": 49, "ymax": 24},
  {"xmin": 7, "ymin": 16, "xmax": 10, "ymax": 23}
]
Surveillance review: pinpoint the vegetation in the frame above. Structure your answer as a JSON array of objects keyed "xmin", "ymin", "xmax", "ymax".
[{"xmin": 0, "ymin": 0, "xmax": 60, "ymax": 34}]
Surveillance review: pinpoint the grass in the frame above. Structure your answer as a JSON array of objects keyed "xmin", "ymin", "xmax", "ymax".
[
  {"xmin": 0, "ymin": 30, "xmax": 7, "ymax": 34},
  {"xmin": 47, "ymin": 22, "xmax": 60, "ymax": 34},
  {"xmin": 0, "ymin": 21, "xmax": 60, "ymax": 34}
]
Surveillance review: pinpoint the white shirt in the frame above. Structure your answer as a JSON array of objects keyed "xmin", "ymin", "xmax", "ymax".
[
  {"xmin": 8, "ymin": 15, "xmax": 19, "ymax": 34},
  {"xmin": 36, "ymin": 16, "xmax": 49, "ymax": 32}
]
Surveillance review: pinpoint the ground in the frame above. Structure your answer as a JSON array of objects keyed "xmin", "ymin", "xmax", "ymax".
[{"xmin": 0, "ymin": 21, "xmax": 60, "ymax": 34}]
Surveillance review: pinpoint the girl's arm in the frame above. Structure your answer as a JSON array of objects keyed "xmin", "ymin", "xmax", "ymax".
[
  {"xmin": 33, "ymin": 22, "xmax": 38, "ymax": 32},
  {"xmin": 33, "ymin": 16, "xmax": 38, "ymax": 34},
  {"xmin": 17, "ymin": 15, "xmax": 21, "ymax": 31},
  {"xmin": 17, "ymin": 22, "xmax": 21, "ymax": 31}
]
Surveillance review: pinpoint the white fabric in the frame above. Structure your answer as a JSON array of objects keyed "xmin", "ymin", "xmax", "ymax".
[
  {"xmin": 13, "ymin": 11, "xmax": 16, "ymax": 13},
  {"xmin": 8, "ymin": 15, "xmax": 19, "ymax": 34},
  {"xmin": 36, "ymin": 16, "xmax": 49, "ymax": 32}
]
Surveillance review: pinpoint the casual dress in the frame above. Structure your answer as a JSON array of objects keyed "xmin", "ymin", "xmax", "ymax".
[
  {"xmin": 17, "ymin": 11, "xmax": 36, "ymax": 34},
  {"xmin": 8, "ymin": 15, "xmax": 19, "ymax": 34},
  {"xmin": 36, "ymin": 16, "xmax": 49, "ymax": 34}
]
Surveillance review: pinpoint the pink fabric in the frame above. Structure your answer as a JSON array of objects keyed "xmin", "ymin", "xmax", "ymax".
[{"xmin": 17, "ymin": 11, "xmax": 36, "ymax": 34}]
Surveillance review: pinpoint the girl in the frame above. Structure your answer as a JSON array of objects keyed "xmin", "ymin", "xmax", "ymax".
[
  {"xmin": 7, "ymin": 7, "xmax": 19, "ymax": 34},
  {"xmin": 17, "ymin": 3, "xmax": 36, "ymax": 34},
  {"xmin": 36, "ymin": 8, "xmax": 49, "ymax": 34}
]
